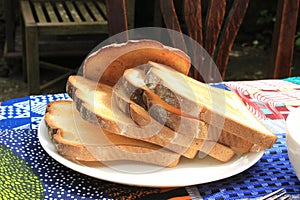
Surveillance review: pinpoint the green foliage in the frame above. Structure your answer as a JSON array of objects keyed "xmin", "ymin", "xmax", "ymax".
[
  {"xmin": 253, "ymin": 9, "xmax": 300, "ymax": 51},
  {"xmin": 252, "ymin": 9, "xmax": 276, "ymax": 48}
]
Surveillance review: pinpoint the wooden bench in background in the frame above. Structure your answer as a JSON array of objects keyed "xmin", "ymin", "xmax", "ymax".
[{"xmin": 4, "ymin": 0, "xmax": 134, "ymax": 94}]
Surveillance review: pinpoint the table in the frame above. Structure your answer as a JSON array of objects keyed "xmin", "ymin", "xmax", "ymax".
[{"xmin": 1, "ymin": 77, "xmax": 300, "ymax": 199}]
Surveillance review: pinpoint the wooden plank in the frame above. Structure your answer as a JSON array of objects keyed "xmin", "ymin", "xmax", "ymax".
[
  {"xmin": 269, "ymin": 0, "xmax": 300, "ymax": 78},
  {"xmin": 20, "ymin": 1, "xmax": 36, "ymax": 24},
  {"xmin": 75, "ymin": 1, "xmax": 93, "ymax": 22},
  {"xmin": 159, "ymin": 0, "xmax": 186, "ymax": 52},
  {"xmin": 55, "ymin": 2, "xmax": 70, "ymax": 22},
  {"xmin": 33, "ymin": 2, "xmax": 47, "ymax": 22},
  {"xmin": 183, "ymin": 0, "xmax": 203, "ymax": 81},
  {"xmin": 204, "ymin": 0, "xmax": 226, "ymax": 57},
  {"xmin": 65, "ymin": 1, "xmax": 82, "ymax": 22},
  {"xmin": 86, "ymin": 1, "xmax": 105, "ymax": 23},
  {"xmin": 44, "ymin": 2, "xmax": 59, "ymax": 22},
  {"xmin": 214, "ymin": 0, "xmax": 249, "ymax": 80},
  {"xmin": 184, "ymin": 0, "xmax": 203, "ymax": 45},
  {"xmin": 105, "ymin": 0, "xmax": 128, "ymax": 41},
  {"xmin": 35, "ymin": 22, "xmax": 108, "ymax": 35},
  {"xmin": 125, "ymin": 0, "xmax": 135, "ymax": 29},
  {"xmin": 96, "ymin": 1, "xmax": 107, "ymax": 18},
  {"xmin": 25, "ymin": 26, "xmax": 40, "ymax": 94}
]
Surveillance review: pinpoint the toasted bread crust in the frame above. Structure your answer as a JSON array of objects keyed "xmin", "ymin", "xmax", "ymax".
[{"xmin": 83, "ymin": 40, "xmax": 191, "ymax": 86}]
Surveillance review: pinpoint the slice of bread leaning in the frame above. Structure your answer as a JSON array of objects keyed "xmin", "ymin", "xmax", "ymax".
[
  {"xmin": 112, "ymin": 82, "xmax": 235, "ymax": 162},
  {"xmin": 83, "ymin": 39, "xmax": 191, "ymax": 86},
  {"xmin": 45, "ymin": 100, "xmax": 181, "ymax": 167},
  {"xmin": 66, "ymin": 75, "xmax": 198, "ymax": 159},
  {"xmin": 120, "ymin": 67, "xmax": 254, "ymax": 153},
  {"xmin": 142, "ymin": 61, "xmax": 277, "ymax": 149}
]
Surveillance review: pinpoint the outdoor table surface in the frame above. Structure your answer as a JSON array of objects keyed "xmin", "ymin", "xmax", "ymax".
[{"xmin": 1, "ymin": 77, "xmax": 300, "ymax": 199}]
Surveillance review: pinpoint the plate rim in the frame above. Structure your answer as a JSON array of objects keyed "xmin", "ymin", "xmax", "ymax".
[{"xmin": 38, "ymin": 118, "xmax": 264, "ymax": 187}]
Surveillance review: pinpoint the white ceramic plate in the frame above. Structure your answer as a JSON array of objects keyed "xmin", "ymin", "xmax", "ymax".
[{"xmin": 38, "ymin": 119, "xmax": 264, "ymax": 187}]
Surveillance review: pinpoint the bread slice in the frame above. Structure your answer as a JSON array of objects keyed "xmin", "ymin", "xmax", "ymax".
[
  {"xmin": 45, "ymin": 100, "xmax": 181, "ymax": 167},
  {"xmin": 116, "ymin": 71, "xmax": 205, "ymax": 138},
  {"xmin": 66, "ymin": 75, "xmax": 197, "ymax": 159},
  {"xmin": 143, "ymin": 61, "xmax": 277, "ymax": 149},
  {"xmin": 111, "ymin": 75, "xmax": 236, "ymax": 161},
  {"xmin": 121, "ymin": 67, "xmax": 254, "ymax": 153},
  {"xmin": 83, "ymin": 39, "xmax": 191, "ymax": 86}
]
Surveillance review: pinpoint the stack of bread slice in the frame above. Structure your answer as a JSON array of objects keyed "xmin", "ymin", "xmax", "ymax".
[{"xmin": 44, "ymin": 39, "xmax": 277, "ymax": 167}]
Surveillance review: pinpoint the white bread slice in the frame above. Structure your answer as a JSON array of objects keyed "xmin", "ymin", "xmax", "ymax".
[
  {"xmin": 121, "ymin": 67, "xmax": 254, "ymax": 153},
  {"xmin": 83, "ymin": 39, "xmax": 191, "ymax": 86},
  {"xmin": 45, "ymin": 100, "xmax": 180, "ymax": 167},
  {"xmin": 143, "ymin": 62, "xmax": 277, "ymax": 149},
  {"xmin": 120, "ymin": 68, "xmax": 205, "ymax": 135},
  {"xmin": 66, "ymin": 75, "xmax": 197, "ymax": 159},
  {"xmin": 110, "ymin": 76, "xmax": 236, "ymax": 161}
]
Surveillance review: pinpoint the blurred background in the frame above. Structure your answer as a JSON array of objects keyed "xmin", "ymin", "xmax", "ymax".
[{"xmin": 0, "ymin": 0, "xmax": 299, "ymax": 101}]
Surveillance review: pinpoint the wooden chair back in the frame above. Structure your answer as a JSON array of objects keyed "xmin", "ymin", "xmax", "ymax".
[
  {"xmin": 158, "ymin": 0, "xmax": 249, "ymax": 82},
  {"xmin": 269, "ymin": 0, "xmax": 299, "ymax": 78},
  {"xmin": 106, "ymin": 0, "xmax": 128, "ymax": 39}
]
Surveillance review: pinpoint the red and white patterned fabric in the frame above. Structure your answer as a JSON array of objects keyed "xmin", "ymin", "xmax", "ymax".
[{"xmin": 225, "ymin": 79, "xmax": 300, "ymax": 120}]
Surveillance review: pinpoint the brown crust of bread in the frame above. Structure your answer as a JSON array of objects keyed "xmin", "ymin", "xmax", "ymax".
[
  {"xmin": 191, "ymin": 139, "xmax": 235, "ymax": 162},
  {"xmin": 83, "ymin": 40, "xmax": 191, "ymax": 86}
]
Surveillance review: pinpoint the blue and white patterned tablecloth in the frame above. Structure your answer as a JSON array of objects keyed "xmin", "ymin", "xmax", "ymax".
[
  {"xmin": 0, "ymin": 93, "xmax": 70, "ymax": 130},
  {"xmin": 1, "ymin": 79, "xmax": 300, "ymax": 199}
]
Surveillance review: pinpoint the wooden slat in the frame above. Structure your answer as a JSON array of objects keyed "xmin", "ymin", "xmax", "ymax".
[
  {"xmin": 96, "ymin": 1, "xmax": 108, "ymax": 18},
  {"xmin": 86, "ymin": 1, "xmax": 105, "ymax": 23},
  {"xmin": 75, "ymin": 1, "xmax": 93, "ymax": 22},
  {"xmin": 25, "ymin": 26, "xmax": 40, "ymax": 94},
  {"xmin": 269, "ymin": 0, "xmax": 300, "ymax": 78},
  {"xmin": 183, "ymin": 0, "xmax": 203, "ymax": 81},
  {"xmin": 159, "ymin": 0, "xmax": 182, "ymax": 33},
  {"xmin": 125, "ymin": 0, "xmax": 135, "ymax": 29},
  {"xmin": 33, "ymin": 2, "xmax": 47, "ymax": 22},
  {"xmin": 20, "ymin": 1, "xmax": 36, "ymax": 24},
  {"xmin": 65, "ymin": 1, "xmax": 82, "ymax": 22},
  {"xmin": 55, "ymin": 2, "xmax": 70, "ymax": 22},
  {"xmin": 183, "ymin": 0, "xmax": 203, "ymax": 46},
  {"xmin": 105, "ymin": 0, "xmax": 128, "ymax": 41},
  {"xmin": 214, "ymin": 0, "xmax": 249, "ymax": 81},
  {"xmin": 35, "ymin": 22, "xmax": 108, "ymax": 35},
  {"xmin": 159, "ymin": 0, "xmax": 186, "ymax": 52},
  {"xmin": 44, "ymin": 2, "xmax": 59, "ymax": 22},
  {"xmin": 204, "ymin": 0, "xmax": 226, "ymax": 57}
]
